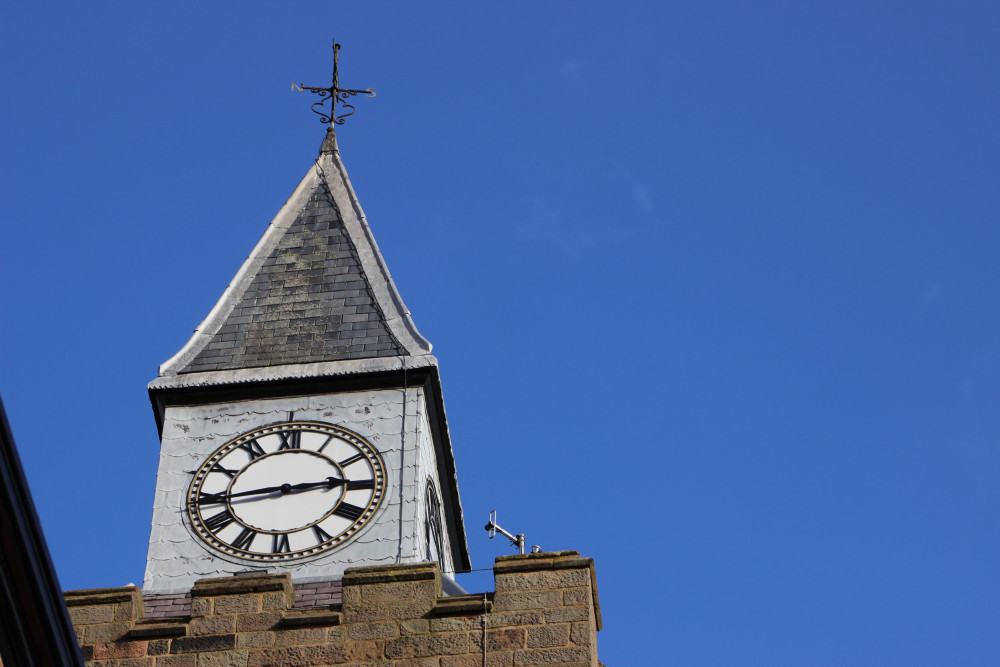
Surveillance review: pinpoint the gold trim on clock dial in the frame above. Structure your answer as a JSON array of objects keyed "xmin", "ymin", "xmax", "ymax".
[{"xmin": 186, "ymin": 421, "xmax": 386, "ymax": 562}]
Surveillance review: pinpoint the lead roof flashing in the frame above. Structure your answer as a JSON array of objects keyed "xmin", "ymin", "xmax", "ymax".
[{"xmin": 158, "ymin": 134, "xmax": 432, "ymax": 382}]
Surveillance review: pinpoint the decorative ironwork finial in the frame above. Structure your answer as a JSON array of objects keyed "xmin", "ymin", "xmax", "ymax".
[{"xmin": 293, "ymin": 40, "xmax": 375, "ymax": 126}]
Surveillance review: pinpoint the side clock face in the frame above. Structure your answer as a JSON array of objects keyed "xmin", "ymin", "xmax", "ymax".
[
  {"xmin": 187, "ymin": 421, "xmax": 386, "ymax": 562},
  {"xmin": 424, "ymin": 480, "xmax": 444, "ymax": 563}
]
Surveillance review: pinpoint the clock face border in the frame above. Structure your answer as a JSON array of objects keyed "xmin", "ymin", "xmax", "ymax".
[{"xmin": 186, "ymin": 420, "xmax": 387, "ymax": 563}]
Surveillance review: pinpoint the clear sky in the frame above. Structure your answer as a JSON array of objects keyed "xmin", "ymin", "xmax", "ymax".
[{"xmin": 2, "ymin": 2, "xmax": 998, "ymax": 665}]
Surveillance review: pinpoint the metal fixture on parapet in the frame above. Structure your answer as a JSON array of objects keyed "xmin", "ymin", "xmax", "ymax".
[
  {"xmin": 485, "ymin": 510, "xmax": 540, "ymax": 555},
  {"xmin": 293, "ymin": 39, "xmax": 375, "ymax": 126}
]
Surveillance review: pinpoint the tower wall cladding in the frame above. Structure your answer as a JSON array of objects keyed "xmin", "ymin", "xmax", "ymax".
[{"xmin": 65, "ymin": 551, "xmax": 603, "ymax": 667}]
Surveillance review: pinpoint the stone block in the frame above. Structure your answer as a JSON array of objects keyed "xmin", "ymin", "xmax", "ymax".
[
  {"xmin": 152, "ymin": 653, "xmax": 197, "ymax": 667},
  {"xmin": 116, "ymin": 658, "xmax": 154, "ymax": 667},
  {"xmin": 442, "ymin": 654, "xmax": 514, "ymax": 667},
  {"xmin": 491, "ymin": 591, "xmax": 561, "ymax": 612},
  {"xmin": 190, "ymin": 597, "xmax": 213, "ymax": 617},
  {"xmin": 542, "ymin": 607, "xmax": 589, "ymax": 624},
  {"xmin": 526, "ymin": 625, "xmax": 569, "ymax": 649},
  {"xmin": 214, "ymin": 595, "xmax": 260, "ymax": 614},
  {"xmin": 561, "ymin": 588, "xmax": 589, "ymax": 606},
  {"xmin": 84, "ymin": 621, "xmax": 131, "ymax": 643},
  {"xmin": 361, "ymin": 581, "xmax": 415, "ymax": 602},
  {"xmin": 235, "ymin": 611, "xmax": 282, "ymax": 632},
  {"xmin": 384, "ymin": 632, "xmax": 469, "ymax": 659},
  {"xmin": 148, "ymin": 639, "xmax": 170, "ymax": 655},
  {"xmin": 273, "ymin": 626, "xmax": 328, "ymax": 647},
  {"xmin": 348, "ymin": 620, "xmax": 399, "ymax": 640},
  {"xmin": 237, "ymin": 631, "xmax": 275, "ymax": 649},
  {"xmin": 387, "ymin": 600, "xmax": 435, "ymax": 620},
  {"xmin": 430, "ymin": 616, "xmax": 479, "ymax": 632},
  {"xmin": 261, "ymin": 591, "xmax": 289, "ymax": 611},
  {"xmin": 196, "ymin": 649, "xmax": 249, "ymax": 667},
  {"xmin": 68, "ymin": 604, "xmax": 113, "ymax": 625},
  {"xmin": 169, "ymin": 634, "xmax": 236, "ymax": 654},
  {"xmin": 484, "ymin": 611, "xmax": 544, "ymax": 628},
  {"xmin": 343, "ymin": 639, "xmax": 382, "ymax": 662},
  {"xmin": 513, "ymin": 646, "xmax": 590, "ymax": 665},
  {"xmin": 327, "ymin": 626, "xmax": 348, "ymax": 643},
  {"xmin": 494, "ymin": 570, "xmax": 589, "ymax": 592},
  {"xmin": 247, "ymin": 644, "xmax": 347, "ymax": 667},
  {"xmin": 91, "ymin": 640, "xmax": 148, "ymax": 659},
  {"xmin": 569, "ymin": 622, "xmax": 592, "ymax": 647},
  {"xmin": 189, "ymin": 614, "xmax": 236, "ymax": 636},
  {"xmin": 399, "ymin": 619, "xmax": 429, "ymax": 635}
]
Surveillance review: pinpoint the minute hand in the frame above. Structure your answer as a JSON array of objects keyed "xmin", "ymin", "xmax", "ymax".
[{"xmin": 225, "ymin": 477, "xmax": 346, "ymax": 500}]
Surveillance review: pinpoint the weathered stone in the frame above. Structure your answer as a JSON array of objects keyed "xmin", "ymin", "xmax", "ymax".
[
  {"xmin": 189, "ymin": 614, "xmax": 236, "ymax": 636},
  {"xmin": 430, "ymin": 616, "xmax": 479, "ymax": 632},
  {"xmin": 114, "ymin": 601, "xmax": 143, "ymax": 621},
  {"xmin": 492, "ymin": 591, "xmax": 561, "ymax": 612},
  {"xmin": 153, "ymin": 655, "xmax": 197, "ymax": 667},
  {"xmin": 494, "ymin": 570, "xmax": 589, "ymax": 592},
  {"xmin": 170, "ymin": 634, "xmax": 236, "ymax": 654},
  {"xmin": 569, "ymin": 622, "xmax": 592, "ymax": 647},
  {"xmin": 91, "ymin": 640, "xmax": 148, "ymax": 659},
  {"xmin": 196, "ymin": 649, "xmax": 249, "ymax": 667},
  {"xmin": 348, "ymin": 620, "xmax": 399, "ymax": 640},
  {"xmin": 361, "ymin": 581, "xmax": 415, "ymax": 603},
  {"xmin": 273, "ymin": 627, "xmax": 328, "ymax": 647},
  {"xmin": 247, "ymin": 644, "xmax": 347, "ymax": 667},
  {"xmin": 344, "ymin": 639, "xmax": 382, "ymax": 662},
  {"xmin": 327, "ymin": 626, "xmax": 349, "ymax": 643},
  {"xmin": 235, "ymin": 611, "xmax": 282, "ymax": 632},
  {"xmin": 384, "ymin": 632, "xmax": 469, "ymax": 659},
  {"xmin": 84, "ymin": 621, "xmax": 131, "ymax": 643},
  {"xmin": 442, "ymin": 654, "xmax": 514, "ymax": 667},
  {"xmin": 237, "ymin": 631, "xmax": 275, "ymax": 648},
  {"xmin": 116, "ymin": 658, "xmax": 154, "ymax": 667},
  {"xmin": 561, "ymin": 588, "xmax": 589, "ymax": 606},
  {"xmin": 526, "ymin": 625, "xmax": 569, "ymax": 649},
  {"xmin": 148, "ymin": 638, "xmax": 171, "ymax": 655},
  {"xmin": 513, "ymin": 646, "xmax": 590, "ymax": 665},
  {"xmin": 399, "ymin": 619, "xmax": 429, "ymax": 635},
  {"xmin": 213, "ymin": 594, "xmax": 260, "ymax": 614},
  {"xmin": 387, "ymin": 600, "xmax": 435, "ymax": 620},
  {"xmin": 129, "ymin": 621, "xmax": 187, "ymax": 639},
  {"xmin": 261, "ymin": 591, "xmax": 289, "ymax": 611},
  {"xmin": 190, "ymin": 597, "xmax": 213, "ymax": 617},
  {"xmin": 69, "ymin": 605, "xmax": 113, "ymax": 625},
  {"xmin": 542, "ymin": 607, "xmax": 589, "ymax": 624},
  {"xmin": 280, "ymin": 611, "xmax": 342, "ymax": 628},
  {"xmin": 484, "ymin": 611, "xmax": 544, "ymax": 628}
]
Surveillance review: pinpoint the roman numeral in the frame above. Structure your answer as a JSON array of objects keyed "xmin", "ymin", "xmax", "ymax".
[
  {"xmin": 198, "ymin": 491, "xmax": 228, "ymax": 505},
  {"xmin": 338, "ymin": 453, "xmax": 364, "ymax": 467},
  {"xmin": 317, "ymin": 434, "xmax": 336, "ymax": 453},
  {"xmin": 272, "ymin": 533, "xmax": 290, "ymax": 553},
  {"xmin": 277, "ymin": 430, "xmax": 301, "ymax": 450},
  {"xmin": 346, "ymin": 479, "xmax": 375, "ymax": 491},
  {"xmin": 204, "ymin": 510, "xmax": 235, "ymax": 532},
  {"xmin": 239, "ymin": 439, "xmax": 266, "ymax": 460},
  {"xmin": 333, "ymin": 503, "xmax": 364, "ymax": 521},
  {"xmin": 312, "ymin": 525, "xmax": 333, "ymax": 543},
  {"xmin": 210, "ymin": 463, "xmax": 237, "ymax": 478},
  {"xmin": 231, "ymin": 527, "xmax": 257, "ymax": 551}
]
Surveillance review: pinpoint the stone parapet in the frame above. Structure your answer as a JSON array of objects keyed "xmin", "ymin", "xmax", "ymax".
[{"xmin": 65, "ymin": 552, "xmax": 602, "ymax": 666}]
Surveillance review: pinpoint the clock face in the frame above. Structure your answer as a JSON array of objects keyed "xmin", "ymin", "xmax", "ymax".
[
  {"xmin": 424, "ymin": 480, "xmax": 444, "ymax": 562},
  {"xmin": 186, "ymin": 421, "xmax": 386, "ymax": 562}
]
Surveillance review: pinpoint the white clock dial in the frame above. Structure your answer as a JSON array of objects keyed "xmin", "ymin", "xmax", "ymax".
[{"xmin": 186, "ymin": 421, "xmax": 386, "ymax": 561}]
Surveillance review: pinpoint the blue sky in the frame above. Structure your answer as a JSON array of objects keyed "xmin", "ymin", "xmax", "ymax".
[{"xmin": 2, "ymin": 2, "xmax": 999, "ymax": 664}]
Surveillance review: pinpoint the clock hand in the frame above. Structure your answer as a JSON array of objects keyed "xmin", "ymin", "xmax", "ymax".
[{"xmin": 201, "ymin": 477, "xmax": 348, "ymax": 503}]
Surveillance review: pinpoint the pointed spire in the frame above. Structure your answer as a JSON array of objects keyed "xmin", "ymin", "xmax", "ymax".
[{"xmin": 156, "ymin": 131, "xmax": 432, "ymax": 381}]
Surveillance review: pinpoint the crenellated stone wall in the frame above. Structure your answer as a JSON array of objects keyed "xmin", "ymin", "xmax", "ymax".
[{"xmin": 65, "ymin": 551, "xmax": 602, "ymax": 667}]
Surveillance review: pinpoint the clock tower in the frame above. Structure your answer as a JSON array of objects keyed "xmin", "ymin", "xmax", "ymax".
[{"xmin": 143, "ymin": 123, "xmax": 469, "ymax": 594}]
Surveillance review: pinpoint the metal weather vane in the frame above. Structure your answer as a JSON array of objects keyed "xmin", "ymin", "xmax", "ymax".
[{"xmin": 293, "ymin": 40, "xmax": 375, "ymax": 126}]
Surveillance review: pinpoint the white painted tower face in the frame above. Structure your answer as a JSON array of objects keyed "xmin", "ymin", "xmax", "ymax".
[{"xmin": 143, "ymin": 130, "xmax": 468, "ymax": 594}]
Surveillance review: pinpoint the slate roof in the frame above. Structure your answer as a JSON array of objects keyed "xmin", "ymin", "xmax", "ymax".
[
  {"xmin": 162, "ymin": 129, "xmax": 432, "ymax": 378},
  {"xmin": 181, "ymin": 179, "xmax": 404, "ymax": 373}
]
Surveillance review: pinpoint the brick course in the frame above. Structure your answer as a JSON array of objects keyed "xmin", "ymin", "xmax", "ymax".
[{"xmin": 67, "ymin": 552, "xmax": 601, "ymax": 666}]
